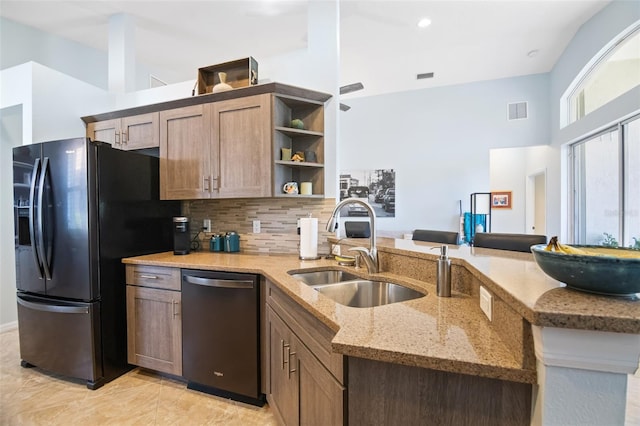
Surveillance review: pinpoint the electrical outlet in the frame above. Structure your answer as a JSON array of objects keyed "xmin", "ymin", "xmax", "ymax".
[
  {"xmin": 479, "ymin": 286, "xmax": 493, "ymax": 321},
  {"xmin": 203, "ymin": 219, "xmax": 212, "ymax": 233},
  {"xmin": 252, "ymin": 220, "xmax": 261, "ymax": 233}
]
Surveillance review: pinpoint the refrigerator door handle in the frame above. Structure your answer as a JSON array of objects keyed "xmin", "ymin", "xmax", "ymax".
[
  {"xmin": 37, "ymin": 157, "xmax": 52, "ymax": 280},
  {"xmin": 29, "ymin": 158, "xmax": 43, "ymax": 279},
  {"xmin": 17, "ymin": 297, "xmax": 89, "ymax": 314},
  {"xmin": 184, "ymin": 275, "xmax": 254, "ymax": 289}
]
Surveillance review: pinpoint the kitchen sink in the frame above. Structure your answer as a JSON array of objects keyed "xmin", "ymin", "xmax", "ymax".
[
  {"xmin": 314, "ymin": 280, "xmax": 426, "ymax": 308},
  {"xmin": 289, "ymin": 270, "xmax": 426, "ymax": 308},
  {"xmin": 289, "ymin": 270, "xmax": 360, "ymax": 286}
]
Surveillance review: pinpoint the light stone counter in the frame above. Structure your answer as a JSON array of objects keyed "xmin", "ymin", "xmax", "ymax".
[
  {"xmin": 374, "ymin": 238, "xmax": 640, "ymax": 334},
  {"xmin": 122, "ymin": 240, "xmax": 639, "ymax": 386}
]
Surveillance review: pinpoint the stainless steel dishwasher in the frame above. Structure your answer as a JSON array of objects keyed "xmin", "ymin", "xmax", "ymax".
[{"xmin": 181, "ymin": 269, "xmax": 263, "ymax": 406}]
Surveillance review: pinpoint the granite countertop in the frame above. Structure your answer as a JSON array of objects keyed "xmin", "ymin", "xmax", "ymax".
[
  {"xmin": 122, "ymin": 241, "xmax": 639, "ymax": 385},
  {"xmin": 376, "ymin": 238, "xmax": 640, "ymax": 334}
]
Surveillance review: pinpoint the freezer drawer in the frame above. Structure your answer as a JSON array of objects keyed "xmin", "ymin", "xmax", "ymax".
[{"xmin": 17, "ymin": 294, "xmax": 102, "ymax": 388}]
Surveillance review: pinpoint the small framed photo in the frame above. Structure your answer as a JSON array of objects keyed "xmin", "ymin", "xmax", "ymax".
[{"xmin": 491, "ymin": 191, "xmax": 512, "ymax": 209}]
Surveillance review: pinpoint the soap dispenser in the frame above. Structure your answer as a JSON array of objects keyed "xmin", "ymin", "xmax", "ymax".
[{"xmin": 436, "ymin": 245, "xmax": 452, "ymax": 297}]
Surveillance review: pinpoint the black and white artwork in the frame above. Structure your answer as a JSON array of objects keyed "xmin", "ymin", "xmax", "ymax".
[{"xmin": 339, "ymin": 169, "xmax": 396, "ymax": 218}]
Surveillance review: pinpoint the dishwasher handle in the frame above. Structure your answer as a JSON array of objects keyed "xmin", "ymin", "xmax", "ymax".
[{"xmin": 184, "ymin": 275, "xmax": 254, "ymax": 289}]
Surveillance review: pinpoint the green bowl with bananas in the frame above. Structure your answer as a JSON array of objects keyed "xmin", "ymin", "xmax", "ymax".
[{"xmin": 530, "ymin": 242, "xmax": 640, "ymax": 297}]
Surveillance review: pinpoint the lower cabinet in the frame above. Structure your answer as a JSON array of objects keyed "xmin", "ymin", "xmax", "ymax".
[
  {"xmin": 266, "ymin": 281, "xmax": 346, "ymax": 426},
  {"xmin": 125, "ymin": 265, "xmax": 182, "ymax": 376}
]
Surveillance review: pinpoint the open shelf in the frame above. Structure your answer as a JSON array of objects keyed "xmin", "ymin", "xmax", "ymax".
[{"xmin": 272, "ymin": 93, "xmax": 325, "ymax": 197}]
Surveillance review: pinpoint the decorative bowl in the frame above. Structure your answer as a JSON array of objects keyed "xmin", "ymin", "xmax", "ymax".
[{"xmin": 530, "ymin": 244, "xmax": 640, "ymax": 297}]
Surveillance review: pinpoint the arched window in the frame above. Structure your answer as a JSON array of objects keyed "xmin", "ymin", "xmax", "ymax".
[{"xmin": 563, "ymin": 23, "xmax": 640, "ymax": 127}]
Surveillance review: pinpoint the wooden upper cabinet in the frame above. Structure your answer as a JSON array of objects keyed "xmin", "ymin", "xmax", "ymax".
[
  {"xmin": 83, "ymin": 84, "xmax": 330, "ymax": 200},
  {"xmin": 86, "ymin": 112, "xmax": 159, "ymax": 150},
  {"xmin": 211, "ymin": 94, "xmax": 272, "ymax": 198},
  {"xmin": 87, "ymin": 118, "xmax": 120, "ymax": 146},
  {"xmin": 159, "ymin": 104, "xmax": 212, "ymax": 200},
  {"xmin": 121, "ymin": 112, "xmax": 159, "ymax": 150}
]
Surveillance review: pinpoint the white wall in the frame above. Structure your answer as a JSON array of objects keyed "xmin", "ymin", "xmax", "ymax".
[
  {"xmin": 550, "ymin": 0, "xmax": 640, "ymax": 146},
  {"xmin": 490, "ymin": 145, "xmax": 558, "ymax": 236},
  {"xmin": 340, "ymin": 73, "xmax": 550, "ymax": 236},
  {"xmin": 0, "ymin": 17, "xmax": 178, "ymax": 91},
  {"xmin": 0, "ymin": 105, "xmax": 22, "ymax": 329},
  {"xmin": 547, "ymin": 0, "xmax": 640, "ymax": 240},
  {"xmin": 0, "ymin": 17, "xmax": 108, "ymax": 89}
]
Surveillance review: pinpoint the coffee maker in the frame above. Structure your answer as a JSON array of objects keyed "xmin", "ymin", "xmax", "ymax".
[{"xmin": 173, "ymin": 217, "xmax": 190, "ymax": 255}]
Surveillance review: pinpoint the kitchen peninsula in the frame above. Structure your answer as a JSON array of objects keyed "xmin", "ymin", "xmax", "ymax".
[{"xmin": 123, "ymin": 236, "xmax": 640, "ymax": 425}]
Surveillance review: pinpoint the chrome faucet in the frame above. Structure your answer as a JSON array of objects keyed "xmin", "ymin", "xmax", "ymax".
[{"xmin": 325, "ymin": 198, "xmax": 378, "ymax": 273}]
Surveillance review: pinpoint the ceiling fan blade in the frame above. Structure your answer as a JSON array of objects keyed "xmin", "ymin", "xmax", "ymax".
[
  {"xmin": 340, "ymin": 103, "xmax": 351, "ymax": 111},
  {"xmin": 340, "ymin": 82, "xmax": 364, "ymax": 95}
]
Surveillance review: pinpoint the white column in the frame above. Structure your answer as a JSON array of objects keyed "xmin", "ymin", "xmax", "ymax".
[
  {"xmin": 108, "ymin": 13, "xmax": 136, "ymax": 94},
  {"xmin": 307, "ymin": 0, "xmax": 339, "ymax": 199},
  {"xmin": 532, "ymin": 326, "xmax": 640, "ymax": 425}
]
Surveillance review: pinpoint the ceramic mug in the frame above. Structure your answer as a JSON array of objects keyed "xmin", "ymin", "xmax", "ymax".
[{"xmin": 283, "ymin": 182, "xmax": 298, "ymax": 194}]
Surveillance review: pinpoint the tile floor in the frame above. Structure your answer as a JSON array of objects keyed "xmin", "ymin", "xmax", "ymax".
[
  {"xmin": 0, "ymin": 329, "xmax": 277, "ymax": 425},
  {"xmin": 1, "ymin": 328, "xmax": 638, "ymax": 425}
]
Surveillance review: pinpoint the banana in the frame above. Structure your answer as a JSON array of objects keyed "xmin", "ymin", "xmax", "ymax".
[
  {"xmin": 545, "ymin": 236, "xmax": 590, "ymax": 255},
  {"xmin": 556, "ymin": 242, "xmax": 589, "ymax": 255},
  {"xmin": 545, "ymin": 236, "xmax": 640, "ymax": 258}
]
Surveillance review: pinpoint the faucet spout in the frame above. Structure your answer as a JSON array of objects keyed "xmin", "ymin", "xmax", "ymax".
[{"xmin": 326, "ymin": 198, "xmax": 378, "ymax": 273}]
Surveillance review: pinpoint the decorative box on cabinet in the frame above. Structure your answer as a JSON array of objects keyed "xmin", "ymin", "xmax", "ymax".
[
  {"xmin": 273, "ymin": 94, "xmax": 325, "ymax": 197},
  {"xmin": 125, "ymin": 265, "xmax": 182, "ymax": 376},
  {"xmin": 86, "ymin": 112, "xmax": 159, "ymax": 150},
  {"xmin": 197, "ymin": 57, "xmax": 258, "ymax": 95}
]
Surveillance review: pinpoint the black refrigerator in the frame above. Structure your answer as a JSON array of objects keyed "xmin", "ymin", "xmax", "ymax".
[{"xmin": 13, "ymin": 138, "xmax": 180, "ymax": 389}]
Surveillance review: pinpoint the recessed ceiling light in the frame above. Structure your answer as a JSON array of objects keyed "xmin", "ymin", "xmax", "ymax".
[
  {"xmin": 527, "ymin": 49, "xmax": 539, "ymax": 58},
  {"xmin": 417, "ymin": 18, "xmax": 432, "ymax": 28}
]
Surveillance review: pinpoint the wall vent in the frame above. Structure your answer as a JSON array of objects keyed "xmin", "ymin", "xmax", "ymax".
[
  {"xmin": 507, "ymin": 101, "xmax": 528, "ymax": 120},
  {"xmin": 417, "ymin": 72, "xmax": 434, "ymax": 80}
]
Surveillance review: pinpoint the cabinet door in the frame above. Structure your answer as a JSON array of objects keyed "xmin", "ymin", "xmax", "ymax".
[
  {"xmin": 268, "ymin": 307, "xmax": 299, "ymax": 425},
  {"xmin": 121, "ymin": 112, "xmax": 159, "ymax": 150},
  {"xmin": 297, "ymin": 341, "xmax": 345, "ymax": 426},
  {"xmin": 87, "ymin": 119, "xmax": 121, "ymax": 148},
  {"xmin": 211, "ymin": 94, "xmax": 272, "ymax": 198},
  {"xmin": 159, "ymin": 104, "xmax": 212, "ymax": 200},
  {"xmin": 126, "ymin": 285, "xmax": 182, "ymax": 375}
]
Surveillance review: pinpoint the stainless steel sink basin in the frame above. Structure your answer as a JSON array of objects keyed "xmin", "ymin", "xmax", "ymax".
[
  {"xmin": 289, "ymin": 270, "xmax": 360, "ymax": 286},
  {"xmin": 314, "ymin": 280, "xmax": 425, "ymax": 308},
  {"xmin": 289, "ymin": 269, "xmax": 426, "ymax": 308}
]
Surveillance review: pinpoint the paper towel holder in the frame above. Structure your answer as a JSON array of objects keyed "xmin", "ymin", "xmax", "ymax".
[{"xmin": 299, "ymin": 215, "xmax": 321, "ymax": 260}]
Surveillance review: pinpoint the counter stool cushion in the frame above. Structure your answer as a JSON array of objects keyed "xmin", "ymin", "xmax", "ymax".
[
  {"xmin": 473, "ymin": 233, "xmax": 547, "ymax": 252},
  {"xmin": 412, "ymin": 229, "xmax": 459, "ymax": 244},
  {"xmin": 345, "ymin": 221, "xmax": 371, "ymax": 238}
]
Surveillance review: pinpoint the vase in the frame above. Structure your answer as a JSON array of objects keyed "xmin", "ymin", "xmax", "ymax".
[{"xmin": 212, "ymin": 72, "xmax": 233, "ymax": 93}]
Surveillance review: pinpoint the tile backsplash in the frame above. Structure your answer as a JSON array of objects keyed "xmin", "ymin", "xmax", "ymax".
[{"xmin": 184, "ymin": 198, "xmax": 337, "ymax": 255}]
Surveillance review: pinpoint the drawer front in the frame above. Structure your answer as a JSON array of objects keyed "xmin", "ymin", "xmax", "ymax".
[
  {"xmin": 125, "ymin": 265, "xmax": 180, "ymax": 290},
  {"xmin": 267, "ymin": 280, "xmax": 344, "ymax": 383}
]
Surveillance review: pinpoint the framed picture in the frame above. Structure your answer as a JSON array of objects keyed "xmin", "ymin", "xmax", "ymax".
[{"xmin": 491, "ymin": 191, "xmax": 512, "ymax": 209}]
